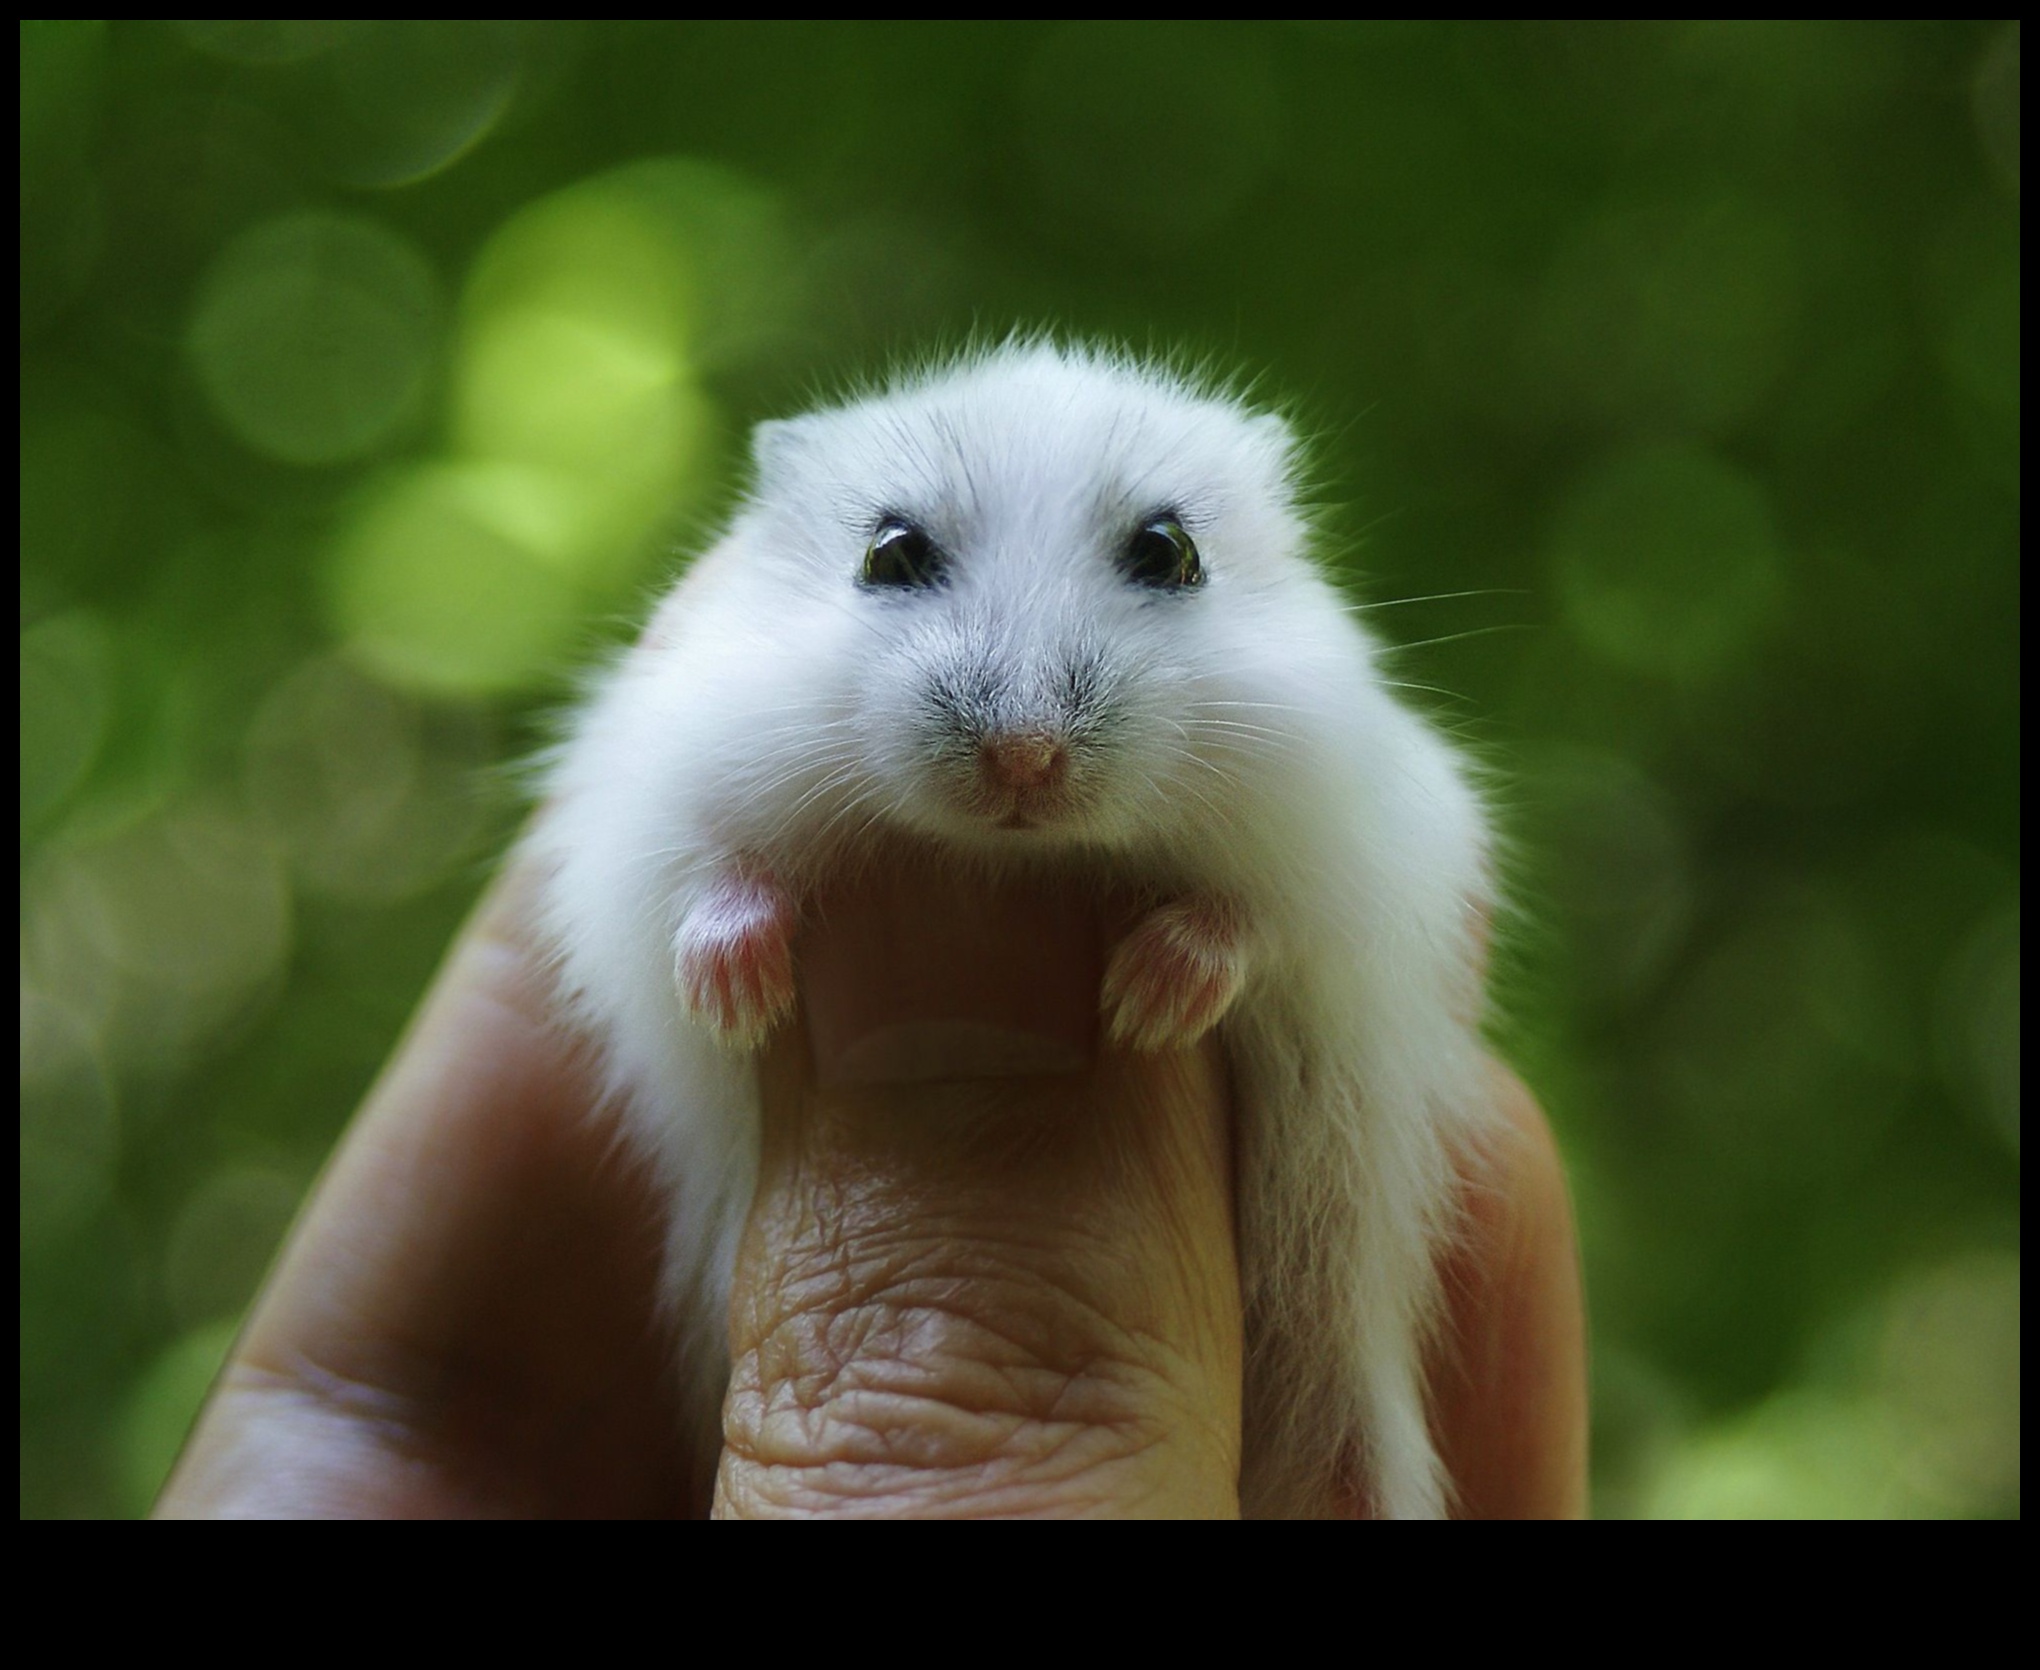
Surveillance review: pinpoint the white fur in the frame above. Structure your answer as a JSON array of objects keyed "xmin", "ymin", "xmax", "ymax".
[{"xmin": 530, "ymin": 342, "xmax": 1496, "ymax": 1517}]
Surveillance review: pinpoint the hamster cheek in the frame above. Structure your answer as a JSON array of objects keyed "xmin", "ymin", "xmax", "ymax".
[
  {"xmin": 1101, "ymin": 896, "xmax": 1248, "ymax": 1053},
  {"xmin": 674, "ymin": 869, "xmax": 800, "ymax": 1047}
]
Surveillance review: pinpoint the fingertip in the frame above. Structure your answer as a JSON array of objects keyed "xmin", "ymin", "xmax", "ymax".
[
  {"xmin": 800, "ymin": 865, "xmax": 1103, "ymax": 1086},
  {"xmin": 1432, "ymin": 1057, "xmax": 1589, "ymax": 1519}
]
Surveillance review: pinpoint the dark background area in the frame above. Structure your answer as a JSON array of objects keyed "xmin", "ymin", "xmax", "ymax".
[{"xmin": 21, "ymin": 20, "xmax": 2019, "ymax": 1517}]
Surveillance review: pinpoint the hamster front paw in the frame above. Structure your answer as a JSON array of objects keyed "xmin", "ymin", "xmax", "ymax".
[
  {"xmin": 1102, "ymin": 896, "xmax": 1247, "ymax": 1052},
  {"xmin": 675, "ymin": 870, "xmax": 798, "ymax": 1047}
]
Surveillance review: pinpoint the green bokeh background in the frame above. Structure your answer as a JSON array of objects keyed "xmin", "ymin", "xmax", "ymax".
[{"xmin": 20, "ymin": 21, "xmax": 2019, "ymax": 1518}]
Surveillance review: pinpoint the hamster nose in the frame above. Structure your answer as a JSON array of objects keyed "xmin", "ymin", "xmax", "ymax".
[{"xmin": 978, "ymin": 730, "xmax": 1069, "ymax": 798}]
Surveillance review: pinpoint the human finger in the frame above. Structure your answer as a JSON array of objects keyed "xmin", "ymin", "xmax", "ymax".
[
  {"xmin": 1429, "ymin": 1063, "xmax": 1590, "ymax": 1519},
  {"xmin": 156, "ymin": 857, "xmax": 695, "ymax": 1517},
  {"xmin": 714, "ymin": 864, "xmax": 1243, "ymax": 1519}
]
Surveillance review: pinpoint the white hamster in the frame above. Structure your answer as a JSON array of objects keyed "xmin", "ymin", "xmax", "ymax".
[{"xmin": 531, "ymin": 340, "xmax": 1497, "ymax": 1518}]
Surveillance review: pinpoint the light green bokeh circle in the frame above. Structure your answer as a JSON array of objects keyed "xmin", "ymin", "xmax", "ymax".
[
  {"xmin": 326, "ymin": 464, "xmax": 583, "ymax": 697},
  {"xmin": 186, "ymin": 211, "xmax": 440, "ymax": 467}
]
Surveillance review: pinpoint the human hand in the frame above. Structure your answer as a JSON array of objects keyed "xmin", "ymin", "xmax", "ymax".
[{"xmin": 156, "ymin": 855, "xmax": 1585, "ymax": 1518}]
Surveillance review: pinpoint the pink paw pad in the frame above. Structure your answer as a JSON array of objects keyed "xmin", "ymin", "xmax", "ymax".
[
  {"xmin": 1102, "ymin": 897, "xmax": 1248, "ymax": 1052},
  {"xmin": 675, "ymin": 872, "xmax": 799, "ymax": 1046}
]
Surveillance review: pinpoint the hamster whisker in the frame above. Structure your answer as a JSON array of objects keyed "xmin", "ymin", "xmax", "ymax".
[
  {"xmin": 1387, "ymin": 623, "xmax": 1535, "ymax": 655},
  {"xmin": 1356, "ymin": 587, "xmax": 1528, "ymax": 613}
]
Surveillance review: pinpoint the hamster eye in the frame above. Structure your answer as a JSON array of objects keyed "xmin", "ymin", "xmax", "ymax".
[
  {"xmin": 1123, "ymin": 517, "xmax": 1204, "ymax": 591},
  {"xmin": 861, "ymin": 518, "xmax": 947, "ymax": 590}
]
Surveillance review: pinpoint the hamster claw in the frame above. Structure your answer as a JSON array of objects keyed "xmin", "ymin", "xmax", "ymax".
[
  {"xmin": 1102, "ymin": 896, "xmax": 1247, "ymax": 1052},
  {"xmin": 675, "ymin": 871, "xmax": 798, "ymax": 1047}
]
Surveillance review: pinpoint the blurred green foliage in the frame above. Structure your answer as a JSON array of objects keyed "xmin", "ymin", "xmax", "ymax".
[{"xmin": 20, "ymin": 21, "xmax": 2019, "ymax": 1518}]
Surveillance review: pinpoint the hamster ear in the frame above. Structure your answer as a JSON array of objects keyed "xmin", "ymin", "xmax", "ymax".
[{"xmin": 749, "ymin": 415, "xmax": 815, "ymax": 493}]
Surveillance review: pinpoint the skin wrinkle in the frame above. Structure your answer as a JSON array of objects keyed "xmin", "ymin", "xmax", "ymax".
[
  {"xmin": 749, "ymin": 1273, "xmax": 1197, "ymax": 1430},
  {"xmin": 723, "ymin": 1324, "xmax": 1202, "ymax": 1517},
  {"xmin": 205, "ymin": 1362, "xmax": 501, "ymax": 1517},
  {"xmin": 727, "ymin": 1238, "xmax": 1216, "ymax": 1453},
  {"xmin": 725, "ymin": 1444, "xmax": 1165, "ymax": 1520},
  {"xmin": 221, "ymin": 1355, "xmax": 436, "ymax": 1461}
]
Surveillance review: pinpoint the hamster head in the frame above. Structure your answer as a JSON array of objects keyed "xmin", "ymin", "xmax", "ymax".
[{"xmin": 722, "ymin": 342, "xmax": 1329, "ymax": 865}]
